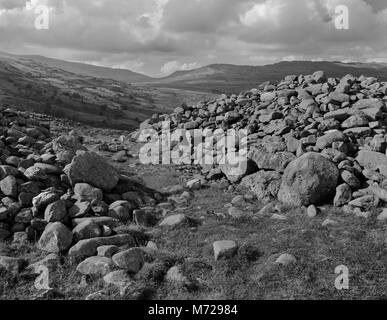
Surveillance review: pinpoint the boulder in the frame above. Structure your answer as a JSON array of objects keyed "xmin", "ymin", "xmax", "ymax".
[
  {"xmin": 0, "ymin": 175, "xmax": 17, "ymax": 197},
  {"xmin": 341, "ymin": 170, "xmax": 361, "ymax": 188},
  {"xmin": 186, "ymin": 179, "xmax": 202, "ymax": 190},
  {"xmin": 108, "ymin": 205, "xmax": 131, "ymax": 221},
  {"xmin": 341, "ymin": 113, "xmax": 369, "ymax": 129},
  {"xmin": 72, "ymin": 217, "xmax": 120, "ymax": 229},
  {"xmin": 112, "ymin": 248, "xmax": 144, "ymax": 273},
  {"xmin": 68, "ymin": 234, "xmax": 135, "ymax": 258},
  {"xmin": 228, "ymin": 207, "xmax": 245, "ymax": 219},
  {"xmin": 213, "ymin": 240, "xmax": 238, "ymax": 261},
  {"xmin": 278, "ymin": 153, "xmax": 339, "ymax": 206},
  {"xmin": 165, "ymin": 266, "xmax": 188, "ymax": 284},
  {"xmin": 97, "ymin": 245, "xmax": 119, "ymax": 258},
  {"xmin": 307, "ymin": 205, "xmax": 318, "ymax": 217},
  {"xmin": 38, "ymin": 222, "xmax": 73, "ymax": 253},
  {"xmin": 73, "ymin": 183, "xmax": 103, "ymax": 202},
  {"xmin": 219, "ymin": 155, "xmax": 257, "ymax": 183},
  {"xmin": 356, "ymin": 150, "xmax": 387, "ymax": 170},
  {"xmin": 15, "ymin": 208, "xmax": 33, "ymax": 224},
  {"xmin": 275, "ymin": 253, "xmax": 297, "ymax": 266},
  {"xmin": 316, "ymin": 131, "xmax": 345, "ymax": 150},
  {"xmin": 72, "ymin": 220, "xmax": 101, "ymax": 242},
  {"xmin": 249, "ymin": 147, "xmax": 295, "ymax": 173},
  {"xmin": 44, "ymin": 200, "xmax": 67, "ymax": 223},
  {"xmin": 334, "ymin": 184, "xmax": 352, "ymax": 207},
  {"xmin": 68, "ymin": 201, "xmax": 91, "ymax": 218},
  {"xmin": 52, "ymin": 134, "xmax": 87, "ymax": 164},
  {"xmin": 65, "ymin": 151, "xmax": 119, "ymax": 191},
  {"xmin": 159, "ymin": 214, "xmax": 187, "ymax": 227},
  {"xmin": 76, "ymin": 256, "xmax": 114, "ymax": 276},
  {"xmin": 0, "ymin": 165, "xmax": 19, "ymax": 180},
  {"xmin": 32, "ymin": 189, "xmax": 62, "ymax": 216},
  {"xmin": 349, "ymin": 195, "xmax": 378, "ymax": 210},
  {"xmin": 240, "ymin": 171, "xmax": 282, "ymax": 201},
  {"xmin": 27, "ymin": 253, "xmax": 59, "ymax": 274},
  {"xmin": 377, "ymin": 209, "xmax": 387, "ymax": 221},
  {"xmin": 353, "ymin": 98, "xmax": 384, "ymax": 110},
  {"xmin": 103, "ymin": 270, "xmax": 132, "ymax": 293}
]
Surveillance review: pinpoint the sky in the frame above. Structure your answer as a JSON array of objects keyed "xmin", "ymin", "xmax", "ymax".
[{"xmin": 0, "ymin": 0, "xmax": 387, "ymax": 77}]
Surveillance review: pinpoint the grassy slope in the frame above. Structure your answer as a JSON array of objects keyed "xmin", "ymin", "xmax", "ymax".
[
  {"xmin": 0, "ymin": 56, "xmax": 215, "ymax": 131},
  {"xmin": 7, "ymin": 52, "xmax": 387, "ymax": 95},
  {"xmin": 19, "ymin": 54, "xmax": 153, "ymax": 83},
  {"xmin": 136, "ymin": 166, "xmax": 387, "ymax": 300}
]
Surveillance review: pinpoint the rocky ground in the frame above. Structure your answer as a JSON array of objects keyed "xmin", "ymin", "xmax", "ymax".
[{"xmin": 0, "ymin": 71, "xmax": 387, "ymax": 300}]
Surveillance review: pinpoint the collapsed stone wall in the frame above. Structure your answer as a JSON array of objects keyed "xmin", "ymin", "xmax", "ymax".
[
  {"xmin": 140, "ymin": 71, "xmax": 387, "ymax": 216},
  {"xmin": 0, "ymin": 107, "xmax": 165, "ymax": 279}
]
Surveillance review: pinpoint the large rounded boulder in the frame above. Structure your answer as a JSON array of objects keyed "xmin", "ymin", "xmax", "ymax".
[
  {"xmin": 278, "ymin": 152, "xmax": 339, "ymax": 206},
  {"xmin": 65, "ymin": 151, "xmax": 119, "ymax": 191}
]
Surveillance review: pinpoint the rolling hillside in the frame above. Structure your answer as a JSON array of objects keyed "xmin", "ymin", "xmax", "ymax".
[
  {"xmin": 148, "ymin": 61, "xmax": 387, "ymax": 93},
  {"xmin": 1, "ymin": 51, "xmax": 387, "ymax": 130},
  {"xmin": 0, "ymin": 52, "xmax": 214, "ymax": 130},
  {"xmin": 19, "ymin": 54, "xmax": 153, "ymax": 84},
  {"xmin": 15, "ymin": 52, "xmax": 387, "ymax": 94}
]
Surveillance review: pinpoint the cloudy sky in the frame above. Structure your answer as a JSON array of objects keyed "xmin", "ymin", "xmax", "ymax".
[{"xmin": 0, "ymin": 0, "xmax": 387, "ymax": 77}]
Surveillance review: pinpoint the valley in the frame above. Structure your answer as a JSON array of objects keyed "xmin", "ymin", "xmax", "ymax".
[{"xmin": 0, "ymin": 52, "xmax": 215, "ymax": 131}]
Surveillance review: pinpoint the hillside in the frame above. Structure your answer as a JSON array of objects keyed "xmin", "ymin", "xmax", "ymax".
[
  {"xmin": 14, "ymin": 52, "xmax": 387, "ymax": 95},
  {"xmin": 2, "ymin": 51, "xmax": 387, "ymax": 131},
  {"xmin": 148, "ymin": 61, "xmax": 387, "ymax": 94},
  {"xmin": 0, "ymin": 53, "xmax": 214, "ymax": 131},
  {"xmin": 19, "ymin": 54, "xmax": 153, "ymax": 84}
]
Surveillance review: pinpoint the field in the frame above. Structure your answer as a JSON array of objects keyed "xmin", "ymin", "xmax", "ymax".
[{"xmin": 0, "ymin": 123, "xmax": 385, "ymax": 300}]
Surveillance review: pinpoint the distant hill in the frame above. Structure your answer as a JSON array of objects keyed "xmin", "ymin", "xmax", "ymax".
[
  {"xmin": 1, "ymin": 51, "xmax": 387, "ymax": 130},
  {"xmin": 0, "ymin": 52, "xmax": 215, "ymax": 130},
  {"xmin": 19, "ymin": 54, "xmax": 153, "ymax": 84},
  {"xmin": 9, "ymin": 52, "xmax": 387, "ymax": 94},
  {"xmin": 148, "ymin": 61, "xmax": 387, "ymax": 94}
]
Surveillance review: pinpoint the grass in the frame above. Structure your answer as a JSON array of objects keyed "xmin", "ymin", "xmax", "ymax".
[
  {"xmin": 131, "ymin": 178, "xmax": 387, "ymax": 300},
  {"xmin": 0, "ymin": 141, "xmax": 386, "ymax": 300},
  {"xmin": 0, "ymin": 55, "xmax": 217, "ymax": 131}
]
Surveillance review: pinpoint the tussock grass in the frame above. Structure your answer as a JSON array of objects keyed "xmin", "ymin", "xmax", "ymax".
[{"xmin": 1, "ymin": 166, "xmax": 386, "ymax": 300}]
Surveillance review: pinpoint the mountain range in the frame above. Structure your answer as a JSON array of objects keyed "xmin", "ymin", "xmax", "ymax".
[
  {"xmin": 149, "ymin": 61, "xmax": 387, "ymax": 93},
  {"xmin": 0, "ymin": 51, "xmax": 214, "ymax": 130},
  {"xmin": 9, "ymin": 52, "xmax": 387, "ymax": 94},
  {"xmin": 1, "ymin": 50, "xmax": 387, "ymax": 129}
]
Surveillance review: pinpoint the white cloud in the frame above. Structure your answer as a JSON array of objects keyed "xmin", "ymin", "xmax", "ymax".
[
  {"xmin": 240, "ymin": 1, "xmax": 285, "ymax": 27},
  {"xmin": 0, "ymin": 0, "xmax": 387, "ymax": 75},
  {"xmin": 112, "ymin": 61, "xmax": 145, "ymax": 71},
  {"xmin": 160, "ymin": 60, "xmax": 201, "ymax": 75}
]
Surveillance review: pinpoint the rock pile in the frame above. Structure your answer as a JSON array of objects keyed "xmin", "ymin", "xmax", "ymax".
[
  {"xmin": 140, "ymin": 71, "xmax": 387, "ymax": 215},
  {"xmin": 0, "ymin": 107, "xmax": 162, "ymax": 284}
]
